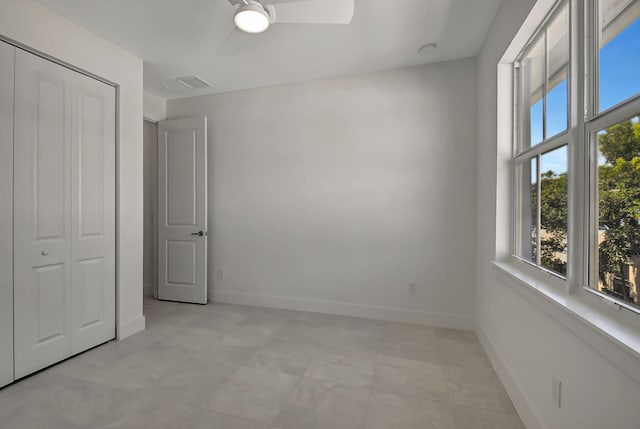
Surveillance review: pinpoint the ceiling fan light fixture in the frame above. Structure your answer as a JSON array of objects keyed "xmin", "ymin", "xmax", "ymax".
[{"xmin": 234, "ymin": 2, "xmax": 270, "ymax": 34}]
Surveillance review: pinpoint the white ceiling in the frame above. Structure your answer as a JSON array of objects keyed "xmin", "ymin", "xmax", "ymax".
[{"xmin": 38, "ymin": 0, "xmax": 501, "ymax": 99}]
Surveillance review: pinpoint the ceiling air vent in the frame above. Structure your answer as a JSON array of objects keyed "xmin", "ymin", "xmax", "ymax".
[{"xmin": 175, "ymin": 76, "xmax": 212, "ymax": 89}]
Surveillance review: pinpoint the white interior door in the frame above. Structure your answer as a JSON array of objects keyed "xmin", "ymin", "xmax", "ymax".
[
  {"xmin": 0, "ymin": 41, "xmax": 15, "ymax": 388},
  {"xmin": 13, "ymin": 48, "xmax": 115, "ymax": 378},
  {"xmin": 157, "ymin": 117, "xmax": 208, "ymax": 304}
]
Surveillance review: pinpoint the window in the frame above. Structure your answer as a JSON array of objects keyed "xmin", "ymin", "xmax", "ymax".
[
  {"xmin": 592, "ymin": 115, "xmax": 640, "ymax": 308},
  {"xmin": 589, "ymin": 0, "xmax": 640, "ymax": 311},
  {"xmin": 514, "ymin": 0, "xmax": 570, "ymax": 277},
  {"xmin": 512, "ymin": 0, "xmax": 640, "ymax": 313}
]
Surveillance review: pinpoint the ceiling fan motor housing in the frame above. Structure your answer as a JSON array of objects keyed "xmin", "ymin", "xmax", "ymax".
[{"xmin": 234, "ymin": 1, "xmax": 271, "ymax": 33}]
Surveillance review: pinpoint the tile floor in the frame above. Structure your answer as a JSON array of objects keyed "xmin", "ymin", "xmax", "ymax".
[{"xmin": 0, "ymin": 299, "xmax": 525, "ymax": 429}]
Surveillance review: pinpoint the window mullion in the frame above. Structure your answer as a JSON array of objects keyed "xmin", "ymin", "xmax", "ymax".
[
  {"xmin": 543, "ymin": 29, "xmax": 548, "ymax": 141},
  {"xmin": 585, "ymin": 0, "xmax": 598, "ymax": 120},
  {"xmin": 521, "ymin": 60, "xmax": 532, "ymax": 153},
  {"xmin": 567, "ymin": 0, "xmax": 584, "ymax": 293},
  {"xmin": 536, "ymin": 155, "xmax": 542, "ymax": 265}
]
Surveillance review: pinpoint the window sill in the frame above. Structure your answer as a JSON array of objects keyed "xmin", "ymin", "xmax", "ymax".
[{"xmin": 492, "ymin": 261, "xmax": 640, "ymax": 383}]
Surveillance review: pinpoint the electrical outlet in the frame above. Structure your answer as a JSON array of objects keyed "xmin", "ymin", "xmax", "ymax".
[
  {"xmin": 408, "ymin": 282, "xmax": 418, "ymax": 294},
  {"xmin": 552, "ymin": 376, "xmax": 562, "ymax": 408}
]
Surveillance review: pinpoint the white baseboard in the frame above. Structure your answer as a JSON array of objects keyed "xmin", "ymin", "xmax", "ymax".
[
  {"xmin": 476, "ymin": 326, "xmax": 547, "ymax": 429},
  {"xmin": 118, "ymin": 315, "xmax": 146, "ymax": 340},
  {"xmin": 211, "ymin": 290, "xmax": 473, "ymax": 330}
]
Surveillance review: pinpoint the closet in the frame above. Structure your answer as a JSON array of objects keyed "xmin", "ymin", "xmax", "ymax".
[{"xmin": 0, "ymin": 40, "xmax": 116, "ymax": 387}]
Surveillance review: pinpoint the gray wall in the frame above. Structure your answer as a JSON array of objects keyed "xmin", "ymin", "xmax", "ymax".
[
  {"xmin": 0, "ymin": 40, "xmax": 15, "ymax": 388},
  {"xmin": 168, "ymin": 58, "xmax": 478, "ymax": 328},
  {"xmin": 143, "ymin": 120, "xmax": 158, "ymax": 297}
]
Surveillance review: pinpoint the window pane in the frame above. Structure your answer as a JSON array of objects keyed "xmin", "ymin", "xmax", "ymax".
[
  {"xmin": 594, "ymin": 115, "xmax": 640, "ymax": 309},
  {"xmin": 546, "ymin": 2, "xmax": 569, "ymax": 137},
  {"xmin": 531, "ymin": 98, "xmax": 544, "ymax": 146},
  {"xmin": 520, "ymin": 35, "xmax": 545, "ymax": 150},
  {"xmin": 517, "ymin": 158, "xmax": 539, "ymax": 263},
  {"xmin": 598, "ymin": 0, "xmax": 640, "ymax": 112},
  {"xmin": 540, "ymin": 145, "xmax": 568, "ymax": 275}
]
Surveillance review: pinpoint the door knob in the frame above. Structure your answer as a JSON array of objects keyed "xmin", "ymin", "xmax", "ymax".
[
  {"xmin": 190, "ymin": 231, "xmax": 204, "ymax": 237},
  {"xmin": 41, "ymin": 250, "xmax": 48, "ymax": 256}
]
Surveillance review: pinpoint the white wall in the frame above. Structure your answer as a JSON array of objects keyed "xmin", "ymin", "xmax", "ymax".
[
  {"xmin": 144, "ymin": 92, "xmax": 167, "ymax": 123},
  {"xmin": 0, "ymin": 0, "xmax": 145, "ymax": 339},
  {"xmin": 475, "ymin": 1, "xmax": 640, "ymax": 428},
  {"xmin": 168, "ymin": 59, "xmax": 478, "ymax": 329}
]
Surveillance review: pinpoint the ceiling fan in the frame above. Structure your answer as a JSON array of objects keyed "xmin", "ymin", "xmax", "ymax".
[{"xmin": 220, "ymin": 0, "xmax": 355, "ymax": 54}]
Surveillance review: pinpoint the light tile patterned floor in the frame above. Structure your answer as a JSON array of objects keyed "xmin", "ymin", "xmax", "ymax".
[{"xmin": 0, "ymin": 299, "xmax": 525, "ymax": 428}]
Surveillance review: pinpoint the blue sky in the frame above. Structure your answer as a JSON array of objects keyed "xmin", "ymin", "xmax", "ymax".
[
  {"xmin": 532, "ymin": 15, "xmax": 640, "ymax": 175},
  {"xmin": 599, "ymin": 16, "xmax": 640, "ymax": 112},
  {"xmin": 542, "ymin": 145, "xmax": 567, "ymax": 175}
]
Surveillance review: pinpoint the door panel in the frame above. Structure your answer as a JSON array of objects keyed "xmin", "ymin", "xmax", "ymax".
[
  {"xmin": 78, "ymin": 257, "xmax": 105, "ymax": 328},
  {"xmin": 167, "ymin": 129, "xmax": 197, "ymax": 226},
  {"xmin": 35, "ymin": 77, "xmax": 66, "ymax": 239},
  {"xmin": 70, "ymin": 76, "xmax": 115, "ymax": 353},
  {"xmin": 14, "ymin": 49, "xmax": 73, "ymax": 378},
  {"xmin": 0, "ymin": 41, "xmax": 14, "ymax": 388},
  {"xmin": 14, "ymin": 48, "xmax": 116, "ymax": 378},
  {"xmin": 166, "ymin": 240, "xmax": 197, "ymax": 285},
  {"xmin": 78, "ymin": 93, "xmax": 106, "ymax": 237},
  {"xmin": 34, "ymin": 264, "xmax": 67, "ymax": 343},
  {"xmin": 158, "ymin": 117, "xmax": 208, "ymax": 304}
]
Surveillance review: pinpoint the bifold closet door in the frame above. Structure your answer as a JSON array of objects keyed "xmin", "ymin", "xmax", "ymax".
[
  {"xmin": 0, "ymin": 41, "xmax": 15, "ymax": 388},
  {"xmin": 13, "ymin": 48, "xmax": 116, "ymax": 379}
]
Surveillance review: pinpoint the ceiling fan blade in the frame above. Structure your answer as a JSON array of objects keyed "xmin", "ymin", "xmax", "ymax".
[
  {"xmin": 227, "ymin": 0, "xmax": 308, "ymax": 5},
  {"xmin": 259, "ymin": 0, "xmax": 306, "ymax": 3},
  {"xmin": 267, "ymin": 0, "xmax": 354, "ymax": 24},
  {"xmin": 217, "ymin": 27, "xmax": 251, "ymax": 56}
]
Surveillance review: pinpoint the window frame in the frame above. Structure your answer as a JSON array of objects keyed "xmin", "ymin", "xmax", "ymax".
[
  {"xmin": 512, "ymin": 0, "xmax": 572, "ymax": 280},
  {"xmin": 583, "ymin": 0, "xmax": 640, "ymax": 315},
  {"xmin": 510, "ymin": 0, "xmax": 640, "ymax": 317},
  {"xmin": 584, "ymin": 98, "xmax": 640, "ymax": 315},
  {"xmin": 496, "ymin": 0, "xmax": 640, "ymax": 384}
]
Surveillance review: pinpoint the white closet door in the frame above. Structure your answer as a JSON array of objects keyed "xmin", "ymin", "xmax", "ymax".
[
  {"xmin": 0, "ymin": 41, "xmax": 15, "ymax": 388},
  {"xmin": 14, "ymin": 49, "xmax": 73, "ymax": 377},
  {"xmin": 70, "ymin": 61, "xmax": 116, "ymax": 354},
  {"xmin": 13, "ymin": 49, "xmax": 115, "ymax": 378}
]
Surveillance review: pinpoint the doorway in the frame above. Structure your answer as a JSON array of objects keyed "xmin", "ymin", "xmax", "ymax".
[{"xmin": 143, "ymin": 119, "xmax": 158, "ymax": 298}]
